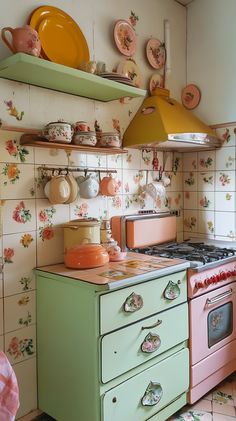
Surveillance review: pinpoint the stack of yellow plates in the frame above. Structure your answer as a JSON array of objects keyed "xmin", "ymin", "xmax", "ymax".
[{"xmin": 29, "ymin": 6, "xmax": 90, "ymax": 68}]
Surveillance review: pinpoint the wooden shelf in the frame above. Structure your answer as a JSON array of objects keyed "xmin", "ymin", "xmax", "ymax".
[
  {"xmin": 0, "ymin": 53, "xmax": 147, "ymax": 102},
  {"xmin": 20, "ymin": 134, "xmax": 128, "ymax": 154}
]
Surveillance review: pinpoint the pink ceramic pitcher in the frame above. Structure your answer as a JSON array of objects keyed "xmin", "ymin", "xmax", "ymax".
[{"xmin": 1, "ymin": 25, "xmax": 41, "ymax": 57}]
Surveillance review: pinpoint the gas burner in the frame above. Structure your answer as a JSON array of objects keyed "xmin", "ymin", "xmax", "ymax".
[{"xmin": 132, "ymin": 241, "xmax": 236, "ymax": 267}]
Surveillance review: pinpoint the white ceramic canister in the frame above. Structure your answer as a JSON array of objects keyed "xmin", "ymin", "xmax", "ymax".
[{"xmin": 63, "ymin": 218, "xmax": 101, "ymax": 252}]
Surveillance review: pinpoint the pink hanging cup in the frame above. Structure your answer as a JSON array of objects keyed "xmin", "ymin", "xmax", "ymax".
[{"xmin": 1, "ymin": 25, "xmax": 41, "ymax": 57}]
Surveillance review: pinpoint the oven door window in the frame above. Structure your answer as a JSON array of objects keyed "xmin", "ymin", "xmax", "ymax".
[{"xmin": 208, "ymin": 302, "xmax": 233, "ymax": 348}]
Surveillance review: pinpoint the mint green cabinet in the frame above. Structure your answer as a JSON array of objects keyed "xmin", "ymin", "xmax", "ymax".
[{"xmin": 36, "ymin": 267, "xmax": 189, "ymax": 421}]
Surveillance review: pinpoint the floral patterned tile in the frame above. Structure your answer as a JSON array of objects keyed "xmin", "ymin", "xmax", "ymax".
[
  {"xmin": 212, "ymin": 402, "xmax": 235, "ymax": 417},
  {"xmin": 2, "ymin": 199, "xmax": 36, "ymax": 235},
  {"xmin": 0, "ymin": 130, "xmax": 34, "ymax": 164},
  {"xmin": 198, "ymin": 172, "xmax": 215, "ymax": 192},
  {"xmin": 34, "ymin": 146, "xmax": 69, "ymax": 166},
  {"xmin": 215, "ymin": 147, "xmax": 235, "ymax": 171},
  {"xmin": 183, "ymin": 152, "xmax": 198, "ymax": 172},
  {"xmin": 122, "ymin": 148, "xmax": 141, "ymax": 169},
  {"xmin": 184, "ymin": 191, "xmax": 198, "ymax": 210},
  {"xmin": 0, "ymin": 298, "xmax": 3, "ymax": 335},
  {"xmin": 5, "ymin": 324, "xmax": 36, "ymax": 365},
  {"xmin": 0, "ymin": 163, "xmax": 35, "ymax": 199},
  {"xmin": 36, "ymin": 199, "xmax": 70, "ymax": 230},
  {"xmin": 216, "ymin": 127, "xmax": 235, "ymax": 147},
  {"xmin": 107, "ymin": 153, "xmax": 123, "ymax": 169},
  {"xmin": 67, "ymin": 151, "xmax": 87, "ymax": 167},
  {"xmin": 183, "ymin": 210, "xmax": 198, "ymax": 233},
  {"xmin": 3, "ymin": 232, "xmax": 36, "ymax": 297},
  {"xmin": 198, "ymin": 150, "xmax": 215, "ymax": 172},
  {"xmin": 215, "ymin": 192, "xmax": 235, "ymax": 212},
  {"xmin": 215, "ymin": 211, "xmax": 235, "ymax": 239},
  {"xmin": 198, "ymin": 192, "xmax": 214, "ymax": 211},
  {"xmin": 36, "ymin": 227, "xmax": 64, "ymax": 266},
  {"xmin": 169, "ymin": 409, "xmax": 212, "ymax": 421},
  {"xmin": 4, "ymin": 290, "xmax": 36, "ymax": 333},
  {"xmin": 198, "ymin": 210, "xmax": 215, "ymax": 235},
  {"xmin": 215, "ymin": 171, "xmax": 235, "ymax": 191},
  {"xmin": 107, "ymin": 195, "xmax": 123, "ymax": 217},
  {"xmin": 183, "ymin": 172, "xmax": 197, "ymax": 191}
]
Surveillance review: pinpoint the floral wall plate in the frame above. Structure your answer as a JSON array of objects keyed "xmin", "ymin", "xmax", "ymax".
[
  {"xmin": 146, "ymin": 38, "xmax": 166, "ymax": 69},
  {"xmin": 181, "ymin": 84, "xmax": 201, "ymax": 110},
  {"xmin": 113, "ymin": 20, "xmax": 137, "ymax": 57},
  {"xmin": 116, "ymin": 59, "xmax": 142, "ymax": 88},
  {"xmin": 149, "ymin": 73, "xmax": 164, "ymax": 94}
]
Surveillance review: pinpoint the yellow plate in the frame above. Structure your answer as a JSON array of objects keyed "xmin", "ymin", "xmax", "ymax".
[{"xmin": 29, "ymin": 6, "xmax": 89, "ymax": 68}]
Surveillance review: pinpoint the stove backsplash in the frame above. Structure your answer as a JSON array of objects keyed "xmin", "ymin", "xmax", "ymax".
[{"xmin": 183, "ymin": 125, "xmax": 236, "ymax": 242}]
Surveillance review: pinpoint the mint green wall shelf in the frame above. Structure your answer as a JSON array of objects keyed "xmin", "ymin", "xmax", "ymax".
[{"xmin": 0, "ymin": 53, "xmax": 147, "ymax": 101}]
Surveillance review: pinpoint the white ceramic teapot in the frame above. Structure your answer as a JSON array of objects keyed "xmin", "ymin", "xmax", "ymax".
[{"xmin": 77, "ymin": 174, "xmax": 99, "ymax": 199}]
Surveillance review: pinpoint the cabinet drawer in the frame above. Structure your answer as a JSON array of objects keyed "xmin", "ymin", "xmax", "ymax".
[
  {"xmin": 100, "ymin": 270, "xmax": 187, "ymax": 334},
  {"xmin": 102, "ymin": 347, "xmax": 189, "ymax": 421},
  {"xmin": 101, "ymin": 302, "xmax": 188, "ymax": 383}
]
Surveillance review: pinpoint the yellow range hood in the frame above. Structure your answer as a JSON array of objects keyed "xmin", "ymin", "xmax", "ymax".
[{"xmin": 123, "ymin": 88, "xmax": 222, "ymax": 151}]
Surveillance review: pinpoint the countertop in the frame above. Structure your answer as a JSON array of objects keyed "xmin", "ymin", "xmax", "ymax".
[{"xmin": 36, "ymin": 252, "xmax": 190, "ymax": 290}]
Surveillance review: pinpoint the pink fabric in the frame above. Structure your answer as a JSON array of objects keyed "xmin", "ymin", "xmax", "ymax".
[{"xmin": 0, "ymin": 351, "xmax": 20, "ymax": 421}]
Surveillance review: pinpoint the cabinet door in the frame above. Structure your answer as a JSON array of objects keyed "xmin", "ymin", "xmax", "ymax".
[
  {"xmin": 102, "ymin": 348, "xmax": 189, "ymax": 421},
  {"xmin": 100, "ymin": 270, "xmax": 187, "ymax": 334},
  {"xmin": 101, "ymin": 302, "xmax": 188, "ymax": 382}
]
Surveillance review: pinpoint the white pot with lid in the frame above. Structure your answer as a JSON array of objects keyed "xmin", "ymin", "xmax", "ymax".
[{"xmin": 63, "ymin": 218, "xmax": 101, "ymax": 252}]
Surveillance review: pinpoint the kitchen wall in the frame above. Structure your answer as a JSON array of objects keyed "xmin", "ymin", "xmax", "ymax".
[
  {"xmin": 0, "ymin": 0, "xmax": 186, "ymax": 417},
  {"xmin": 182, "ymin": 0, "xmax": 236, "ymax": 241}
]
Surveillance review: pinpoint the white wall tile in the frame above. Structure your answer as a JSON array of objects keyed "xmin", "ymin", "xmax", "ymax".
[{"xmin": 14, "ymin": 358, "xmax": 37, "ymax": 419}]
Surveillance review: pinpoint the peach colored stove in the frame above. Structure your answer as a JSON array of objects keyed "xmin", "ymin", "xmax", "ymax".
[{"xmin": 111, "ymin": 211, "xmax": 236, "ymax": 404}]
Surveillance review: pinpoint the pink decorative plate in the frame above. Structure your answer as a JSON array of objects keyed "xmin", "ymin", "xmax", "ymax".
[
  {"xmin": 181, "ymin": 84, "xmax": 201, "ymax": 110},
  {"xmin": 149, "ymin": 73, "xmax": 164, "ymax": 94},
  {"xmin": 113, "ymin": 20, "xmax": 137, "ymax": 57},
  {"xmin": 146, "ymin": 38, "xmax": 166, "ymax": 69}
]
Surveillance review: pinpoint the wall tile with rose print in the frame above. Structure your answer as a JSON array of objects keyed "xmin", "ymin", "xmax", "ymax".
[
  {"xmin": 87, "ymin": 154, "xmax": 107, "ymax": 168},
  {"xmin": 34, "ymin": 147, "xmax": 69, "ymax": 166},
  {"xmin": 165, "ymin": 172, "xmax": 183, "ymax": 192},
  {"xmin": 3, "ymin": 232, "xmax": 36, "ymax": 297},
  {"xmin": 4, "ymin": 290, "xmax": 35, "ymax": 333},
  {"xmin": 0, "ymin": 163, "xmax": 35, "ymax": 199},
  {"xmin": 5, "ymin": 325, "xmax": 36, "ymax": 365},
  {"xmin": 183, "ymin": 172, "xmax": 196, "ymax": 191},
  {"xmin": 216, "ymin": 126, "xmax": 235, "ymax": 147},
  {"xmin": 215, "ymin": 212, "xmax": 235, "ymax": 239},
  {"xmin": 215, "ymin": 146, "xmax": 236, "ymax": 171},
  {"xmin": 198, "ymin": 172, "xmax": 215, "ymax": 192},
  {"xmin": 2, "ymin": 200, "xmax": 36, "ymax": 234},
  {"xmin": 198, "ymin": 150, "xmax": 215, "ymax": 171},
  {"xmin": 198, "ymin": 210, "xmax": 215, "ymax": 235},
  {"xmin": 215, "ymin": 192, "xmax": 235, "ymax": 212},
  {"xmin": 107, "ymin": 154, "xmax": 122, "ymax": 169},
  {"xmin": 107, "ymin": 195, "xmax": 123, "ymax": 217},
  {"xmin": 0, "ymin": 131, "xmax": 34, "ymax": 163},
  {"xmin": 198, "ymin": 192, "xmax": 214, "ymax": 211},
  {"xmin": 183, "ymin": 191, "xmax": 198, "ymax": 210},
  {"xmin": 215, "ymin": 171, "xmax": 235, "ymax": 191},
  {"xmin": 183, "ymin": 152, "xmax": 198, "ymax": 171},
  {"xmin": 37, "ymin": 227, "xmax": 64, "ymax": 266},
  {"xmin": 183, "ymin": 210, "xmax": 198, "ymax": 232}
]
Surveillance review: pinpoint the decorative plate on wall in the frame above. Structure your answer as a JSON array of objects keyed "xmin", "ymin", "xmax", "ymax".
[
  {"xmin": 149, "ymin": 73, "xmax": 164, "ymax": 94},
  {"xmin": 116, "ymin": 59, "xmax": 142, "ymax": 88},
  {"xmin": 146, "ymin": 38, "xmax": 166, "ymax": 69},
  {"xmin": 181, "ymin": 84, "xmax": 201, "ymax": 110},
  {"xmin": 113, "ymin": 20, "xmax": 137, "ymax": 57}
]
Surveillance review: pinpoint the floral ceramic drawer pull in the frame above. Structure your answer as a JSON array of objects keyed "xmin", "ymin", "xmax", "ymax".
[
  {"xmin": 141, "ymin": 381, "xmax": 163, "ymax": 406},
  {"xmin": 163, "ymin": 280, "xmax": 181, "ymax": 300},
  {"xmin": 141, "ymin": 333, "xmax": 161, "ymax": 353},
  {"xmin": 123, "ymin": 292, "xmax": 143, "ymax": 312}
]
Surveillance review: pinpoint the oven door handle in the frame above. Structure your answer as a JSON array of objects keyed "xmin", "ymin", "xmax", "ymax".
[{"xmin": 206, "ymin": 288, "xmax": 233, "ymax": 306}]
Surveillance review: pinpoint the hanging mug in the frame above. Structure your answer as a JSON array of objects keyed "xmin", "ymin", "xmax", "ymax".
[{"xmin": 99, "ymin": 176, "xmax": 119, "ymax": 196}]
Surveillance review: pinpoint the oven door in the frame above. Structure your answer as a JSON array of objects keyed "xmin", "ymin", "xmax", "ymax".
[{"xmin": 189, "ymin": 281, "xmax": 236, "ymax": 365}]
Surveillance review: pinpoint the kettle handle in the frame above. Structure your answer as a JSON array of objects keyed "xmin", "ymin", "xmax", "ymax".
[{"xmin": 1, "ymin": 27, "xmax": 16, "ymax": 53}]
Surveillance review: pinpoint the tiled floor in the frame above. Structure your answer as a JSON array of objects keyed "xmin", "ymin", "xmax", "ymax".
[
  {"xmin": 168, "ymin": 372, "xmax": 236, "ymax": 421},
  {"xmin": 20, "ymin": 373, "xmax": 236, "ymax": 421}
]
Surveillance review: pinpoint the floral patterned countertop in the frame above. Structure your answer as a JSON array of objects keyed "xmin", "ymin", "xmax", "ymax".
[{"xmin": 36, "ymin": 252, "xmax": 189, "ymax": 289}]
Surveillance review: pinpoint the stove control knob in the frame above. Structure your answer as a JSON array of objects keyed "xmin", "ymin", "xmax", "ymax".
[
  {"xmin": 227, "ymin": 271, "xmax": 232, "ymax": 277},
  {"xmin": 221, "ymin": 271, "xmax": 227, "ymax": 280},
  {"xmin": 232, "ymin": 270, "xmax": 236, "ymax": 277},
  {"xmin": 216, "ymin": 274, "xmax": 221, "ymax": 282},
  {"xmin": 195, "ymin": 281, "xmax": 204, "ymax": 289}
]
